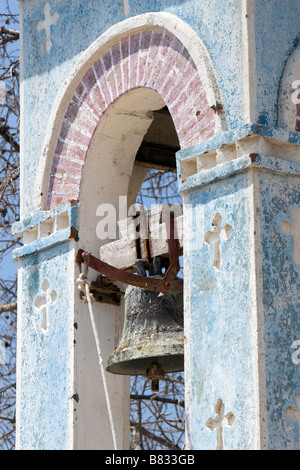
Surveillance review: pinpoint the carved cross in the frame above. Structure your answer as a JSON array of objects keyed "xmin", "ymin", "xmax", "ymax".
[
  {"xmin": 285, "ymin": 393, "xmax": 300, "ymax": 449},
  {"xmin": 34, "ymin": 279, "xmax": 57, "ymax": 332},
  {"xmin": 280, "ymin": 208, "xmax": 300, "ymax": 265},
  {"xmin": 204, "ymin": 213, "xmax": 232, "ymax": 270},
  {"xmin": 206, "ymin": 398, "xmax": 235, "ymax": 450},
  {"xmin": 36, "ymin": 2, "xmax": 59, "ymax": 54}
]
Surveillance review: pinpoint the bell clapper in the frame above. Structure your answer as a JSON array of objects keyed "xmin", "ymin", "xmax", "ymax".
[{"xmin": 146, "ymin": 362, "xmax": 165, "ymax": 392}]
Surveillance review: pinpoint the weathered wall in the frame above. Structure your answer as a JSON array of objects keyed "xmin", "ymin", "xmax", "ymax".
[{"xmin": 16, "ymin": 0, "xmax": 300, "ymax": 450}]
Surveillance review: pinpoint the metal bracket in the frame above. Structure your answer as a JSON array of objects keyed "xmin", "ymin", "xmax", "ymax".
[
  {"xmin": 75, "ymin": 213, "xmax": 183, "ymax": 296},
  {"xmin": 89, "ymin": 275, "xmax": 124, "ymax": 306}
]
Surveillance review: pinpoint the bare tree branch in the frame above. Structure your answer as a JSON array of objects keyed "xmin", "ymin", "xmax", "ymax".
[{"xmin": 0, "ymin": 301, "xmax": 17, "ymax": 313}]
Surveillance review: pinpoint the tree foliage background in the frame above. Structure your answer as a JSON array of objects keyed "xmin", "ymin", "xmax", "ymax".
[{"xmin": 0, "ymin": 0, "xmax": 184, "ymax": 450}]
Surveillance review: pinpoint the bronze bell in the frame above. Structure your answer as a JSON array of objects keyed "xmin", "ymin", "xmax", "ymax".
[{"xmin": 106, "ymin": 259, "xmax": 184, "ymax": 391}]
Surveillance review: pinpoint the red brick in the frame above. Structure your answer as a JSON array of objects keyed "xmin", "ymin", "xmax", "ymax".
[
  {"xmin": 129, "ymin": 48, "xmax": 139, "ymax": 87},
  {"xmin": 106, "ymin": 69, "xmax": 118, "ymax": 102},
  {"xmin": 53, "ymin": 156, "xmax": 84, "ymax": 175},
  {"xmin": 55, "ymin": 139, "xmax": 69, "ymax": 157},
  {"xmin": 66, "ymin": 126, "xmax": 91, "ymax": 148},
  {"xmin": 197, "ymin": 107, "xmax": 215, "ymax": 129},
  {"xmin": 65, "ymin": 102, "xmax": 80, "ymax": 124},
  {"xmin": 68, "ymin": 144, "xmax": 87, "ymax": 162},
  {"xmin": 166, "ymin": 69, "xmax": 197, "ymax": 105},
  {"xmin": 102, "ymin": 50, "xmax": 112, "ymax": 72},
  {"xmin": 111, "ymin": 62, "xmax": 124, "ymax": 96},
  {"xmin": 121, "ymin": 57, "xmax": 130, "ymax": 93},
  {"xmin": 136, "ymin": 31, "xmax": 152, "ymax": 85},
  {"xmin": 87, "ymin": 86, "xmax": 106, "ymax": 116},
  {"xmin": 48, "ymin": 192, "xmax": 63, "ymax": 208},
  {"xmin": 121, "ymin": 37, "xmax": 129, "ymax": 60},
  {"xmin": 98, "ymin": 74, "xmax": 113, "ymax": 106},
  {"xmin": 130, "ymin": 33, "xmax": 140, "ymax": 56},
  {"xmin": 150, "ymin": 46, "xmax": 178, "ymax": 92},
  {"xmin": 142, "ymin": 31, "xmax": 163, "ymax": 86},
  {"xmin": 83, "ymin": 68, "xmax": 97, "ymax": 93},
  {"xmin": 93, "ymin": 59, "xmax": 105, "ymax": 80},
  {"xmin": 111, "ymin": 42, "xmax": 121, "ymax": 66},
  {"xmin": 59, "ymin": 120, "xmax": 72, "ymax": 140}
]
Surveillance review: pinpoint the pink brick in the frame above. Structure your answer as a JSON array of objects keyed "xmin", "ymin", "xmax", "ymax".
[
  {"xmin": 199, "ymin": 121, "xmax": 215, "ymax": 141},
  {"xmin": 142, "ymin": 31, "xmax": 163, "ymax": 86},
  {"xmin": 48, "ymin": 194, "xmax": 63, "ymax": 208},
  {"xmin": 197, "ymin": 107, "xmax": 215, "ymax": 129},
  {"xmin": 97, "ymin": 76, "xmax": 112, "ymax": 106},
  {"xmin": 121, "ymin": 57, "xmax": 130, "ymax": 93},
  {"xmin": 53, "ymin": 156, "xmax": 84, "ymax": 175},
  {"xmin": 59, "ymin": 120, "xmax": 72, "ymax": 140},
  {"xmin": 65, "ymin": 102, "xmax": 80, "ymax": 124},
  {"xmin": 87, "ymin": 87, "xmax": 105, "ymax": 116},
  {"xmin": 121, "ymin": 37, "xmax": 129, "ymax": 60},
  {"xmin": 83, "ymin": 68, "xmax": 97, "ymax": 93},
  {"xmin": 68, "ymin": 144, "xmax": 87, "ymax": 162},
  {"xmin": 129, "ymin": 49, "xmax": 139, "ymax": 87},
  {"xmin": 136, "ymin": 31, "xmax": 152, "ymax": 85},
  {"xmin": 168, "ymin": 91, "xmax": 190, "ymax": 118},
  {"xmin": 149, "ymin": 45, "xmax": 178, "ymax": 92},
  {"xmin": 176, "ymin": 115, "xmax": 198, "ymax": 143},
  {"xmin": 166, "ymin": 69, "xmax": 197, "ymax": 105},
  {"xmin": 93, "ymin": 59, "xmax": 105, "ymax": 80},
  {"xmin": 112, "ymin": 62, "xmax": 124, "ymax": 96},
  {"xmin": 160, "ymin": 53, "xmax": 190, "ymax": 99},
  {"xmin": 130, "ymin": 33, "xmax": 140, "ymax": 56},
  {"xmin": 75, "ymin": 82, "xmax": 87, "ymax": 102},
  {"xmin": 193, "ymin": 90, "xmax": 209, "ymax": 114},
  {"xmin": 111, "ymin": 42, "xmax": 121, "ymax": 66},
  {"xmin": 55, "ymin": 139, "xmax": 69, "ymax": 157},
  {"xmin": 187, "ymin": 75, "xmax": 206, "ymax": 103},
  {"xmin": 102, "ymin": 50, "xmax": 112, "ymax": 72},
  {"xmin": 50, "ymin": 176, "xmax": 79, "ymax": 196},
  {"xmin": 106, "ymin": 69, "xmax": 118, "ymax": 102},
  {"xmin": 66, "ymin": 126, "xmax": 91, "ymax": 148}
]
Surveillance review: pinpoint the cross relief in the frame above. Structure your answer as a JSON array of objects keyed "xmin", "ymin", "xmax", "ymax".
[
  {"xmin": 34, "ymin": 279, "xmax": 57, "ymax": 333},
  {"xmin": 36, "ymin": 2, "xmax": 59, "ymax": 54},
  {"xmin": 204, "ymin": 213, "xmax": 232, "ymax": 270},
  {"xmin": 206, "ymin": 398, "xmax": 235, "ymax": 450}
]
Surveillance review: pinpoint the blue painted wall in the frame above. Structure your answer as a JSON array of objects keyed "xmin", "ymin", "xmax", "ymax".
[
  {"xmin": 185, "ymin": 171, "xmax": 256, "ymax": 449},
  {"xmin": 259, "ymin": 171, "xmax": 300, "ymax": 449},
  {"xmin": 17, "ymin": 242, "xmax": 72, "ymax": 450}
]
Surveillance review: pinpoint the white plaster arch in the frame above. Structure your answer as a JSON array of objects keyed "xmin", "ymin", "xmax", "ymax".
[
  {"xmin": 35, "ymin": 11, "xmax": 227, "ymax": 211},
  {"xmin": 278, "ymin": 40, "xmax": 300, "ymax": 131}
]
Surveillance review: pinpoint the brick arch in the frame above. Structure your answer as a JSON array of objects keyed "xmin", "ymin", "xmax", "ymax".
[{"xmin": 47, "ymin": 28, "xmax": 216, "ymax": 208}]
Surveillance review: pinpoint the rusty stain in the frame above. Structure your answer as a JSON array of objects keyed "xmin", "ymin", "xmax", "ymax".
[
  {"xmin": 210, "ymin": 102, "xmax": 223, "ymax": 115},
  {"xmin": 69, "ymin": 226, "xmax": 79, "ymax": 240},
  {"xmin": 249, "ymin": 153, "xmax": 259, "ymax": 162}
]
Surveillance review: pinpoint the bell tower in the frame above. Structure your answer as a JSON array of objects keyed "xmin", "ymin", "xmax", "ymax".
[{"xmin": 14, "ymin": 0, "xmax": 300, "ymax": 450}]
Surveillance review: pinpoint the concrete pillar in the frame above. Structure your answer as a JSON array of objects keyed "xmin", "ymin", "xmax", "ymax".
[{"xmin": 179, "ymin": 125, "xmax": 300, "ymax": 450}]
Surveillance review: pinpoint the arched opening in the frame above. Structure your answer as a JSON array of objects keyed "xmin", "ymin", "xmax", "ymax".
[
  {"xmin": 75, "ymin": 87, "xmax": 184, "ymax": 449},
  {"xmin": 130, "ymin": 107, "xmax": 184, "ymax": 450},
  {"xmin": 34, "ymin": 14, "xmax": 226, "ymax": 449}
]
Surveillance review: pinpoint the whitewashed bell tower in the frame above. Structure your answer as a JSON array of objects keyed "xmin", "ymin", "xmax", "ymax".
[{"xmin": 14, "ymin": 0, "xmax": 300, "ymax": 450}]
